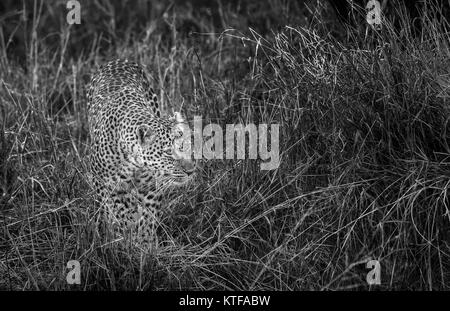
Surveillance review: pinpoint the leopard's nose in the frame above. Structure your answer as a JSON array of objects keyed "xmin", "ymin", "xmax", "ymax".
[{"xmin": 180, "ymin": 159, "xmax": 196, "ymax": 175}]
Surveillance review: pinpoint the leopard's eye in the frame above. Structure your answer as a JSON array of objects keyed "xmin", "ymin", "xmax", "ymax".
[
  {"xmin": 174, "ymin": 130, "xmax": 183, "ymax": 139},
  {"xmin": 163, "ymin": 147, "xmax": 173, "ymax": 156}
]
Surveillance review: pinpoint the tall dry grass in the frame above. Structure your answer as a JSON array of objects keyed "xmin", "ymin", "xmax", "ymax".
[{"xmin": 0, "ymin": 0, "xmax": 449, "ymax": 290}]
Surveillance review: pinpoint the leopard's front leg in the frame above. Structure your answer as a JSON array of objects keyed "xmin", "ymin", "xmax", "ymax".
[{"xmin": 135, "ymin": 191, "xmax": 162, "ymax": 253}]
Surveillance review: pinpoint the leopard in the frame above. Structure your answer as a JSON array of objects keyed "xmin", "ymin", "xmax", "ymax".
[{"xmin": 86, "ymin": 59, "xmax": 195, "ymax": 252}]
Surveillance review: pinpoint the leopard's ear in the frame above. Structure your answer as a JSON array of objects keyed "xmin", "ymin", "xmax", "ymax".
[
  {"xmin": 174, "ymin": 111, "xmax": 185, "ymax": 123},
  {"xmin": 137, "ymin": 125, "xmax": 156, "ymax": 146},
  {"xmin": 169, "ymin": 111, "xmax": 185, "ymax": 124}
]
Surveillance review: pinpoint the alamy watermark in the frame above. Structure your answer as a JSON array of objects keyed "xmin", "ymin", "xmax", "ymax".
[
  {"xmin": 366, "ymin": 259, "xmax": 381, "ymax": 285},
  {"xmin": 66, "ymin": 258, "xmax": 381, "ymax": 285},
  {"xmin": 176, "ymin": 116, "xmax": 280, "ymax": 171},
  {"xmin": 366, "ymin": 0, "xmax": 382, "ymax": 28},
  {"xmin": 66, "ymin": 0, "xmax": 81, "ymax": 25},
  {"xmin": 66, "ymin": 260, "xmax": 81, "ymax": 285}
]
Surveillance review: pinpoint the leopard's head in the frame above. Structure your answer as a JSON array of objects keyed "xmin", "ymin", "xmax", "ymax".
[{"xmin": 130, "ymin": 112, "xmax": 195, "ymax": 186}]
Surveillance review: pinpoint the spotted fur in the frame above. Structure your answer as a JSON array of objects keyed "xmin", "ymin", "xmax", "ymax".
[{"xmin": 87, "ymin": 59, "xmax": 195, "ymax": 252}]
